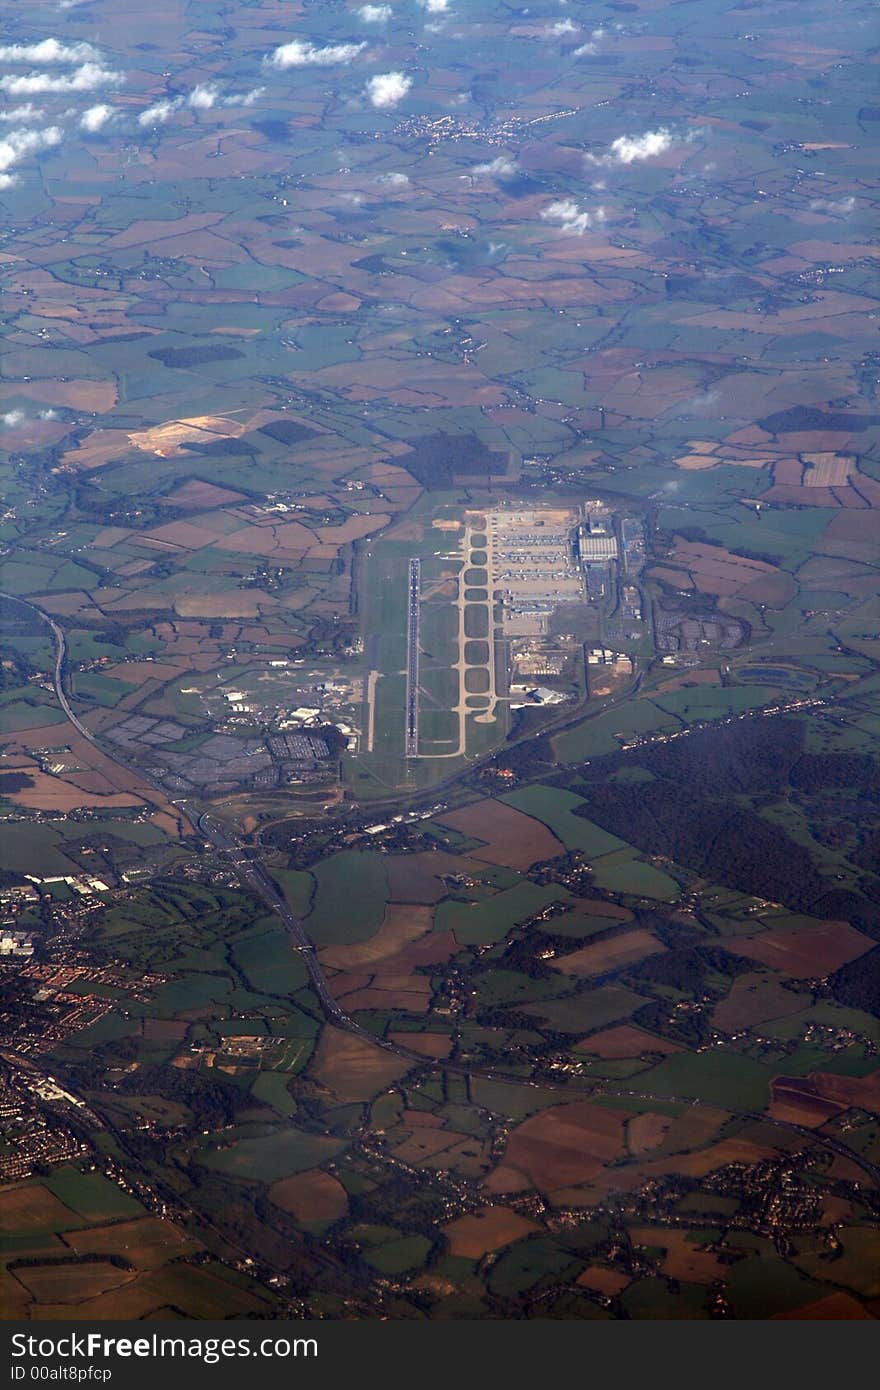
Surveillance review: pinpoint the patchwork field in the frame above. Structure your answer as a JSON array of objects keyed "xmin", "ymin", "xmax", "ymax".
[{"xmin": 1, "ymin": 0, "xmax": 879, "ymax": 1328}]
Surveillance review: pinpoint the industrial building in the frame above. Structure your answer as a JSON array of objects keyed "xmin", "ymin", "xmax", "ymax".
[{"xmin": 576, "ymin": 528, "xmax": 619, "ymax": 563}]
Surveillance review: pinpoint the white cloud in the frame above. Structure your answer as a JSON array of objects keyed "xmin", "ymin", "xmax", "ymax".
[
  {"xmin": 265, "ymin": 40, "xmax": 366, "ymax": 69},
  {"xmin": 608, "ymin": 127, "xmax": 674, "ymax": 164},
  {"xmin": 809, "ymin": 195, "xmax": 855, "ymax": 216},
  {"xmin": 365, "ymin": 71, "xmax": 411, "ymax": 108},
  {"xmin": 0, "ymin": 408, "xmax": 57, "ymax": 425},
  {"xmin": 135, "ymin": 85, "xmax": 264, "ymax": 128},
  {"xmin": 574, "ymin": 28, "xmax": 605, "ymax": 56},
  {"xmin": 419, "ymin": 0, "xmax": 449, "ymax": 11},
  {"xmin": 677, "ymin": 388, "xmax": 719, "ymax": 419},
  {"xmin": 138, "ymin": 97, "xmax": 182, "ymax": 126},
  {"xmin": 472, "ymin": 155, "xmax": 518, "ymax": 178},
  {"xmin": 540, "ymin": 198, "xmax": 604, "ymax": 235},
  {"xmin": 0, "ymin": 39, "xmax": 97, "ymax": 64},
  {"xmin": 0, "ymin": 104, "xmax": 45, "ymax": 123},
  {"xmin": 375, "ymin": 170, "xmax": 409, "ymax": 186},
  {"xmin": 225, "ymin": 86, "xmax": 264, "ymax": 107},
  {"xmin": 188, "ymin": 83, "xmax": 219, "ymax": 110},
  {"xmin": 359, "ymin": 4, "xmax": 392, "ymax": 21},
  {"xmin": 546, "ymin": 19, "xmax": 578, "ymax": 36},
  {"xmin": 0, "ymin": 63, "xmax": 124, "ymax": 96},
  {"xmin": 80, "ymin": 103, "xmax": 115, "ymax": 132},
  {"xmin": 0, "ymin": 124, "xmax": 63, "ymax": 188}
]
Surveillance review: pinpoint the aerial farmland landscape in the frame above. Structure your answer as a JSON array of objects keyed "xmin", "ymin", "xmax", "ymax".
[{"xmin": 0, "ymin": 0, "xmax": 879, "ymax": 1329}]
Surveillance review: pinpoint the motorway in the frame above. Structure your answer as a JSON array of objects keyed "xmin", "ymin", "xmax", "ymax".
[
  {"xmin": 6, "ymin": 591, "xmax": 880, "ymax": 1193},
  {"xmin": 404, "ymin": 556, "xmax": 420, "ymax": 757},
  {"xmin": 194, "ymin": 809, "xmax": 350, "ymax": 1026},
  {"xmin": 0, "ymin": 593, "xmax": 97, "ymax": 749},
  {"xmin": 0, "ymin": 591, "xmax": 193, "ymax": 829}
]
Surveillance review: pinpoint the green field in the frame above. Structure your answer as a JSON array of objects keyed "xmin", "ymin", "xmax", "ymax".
[
  {"xmin": 44, "ymin": 1168, "xmax": 143, "ymax": 1221},
  {"xmin": 589, "ymin": 853, "xmax": 682, "ymax": 902},
  {"xmin": 0, "ymin": 700, "xmax": 66, "ymax": 732},
  {"xmin": 250, "ymin": 1072, "xmax": 298, "ymax": 1117},
  {"xmin": 435, "ymin": 881, "xmax": 570, "ymax": 946},
  {"xmin": 276, "ymin": 867, "xmax": 316, "ymax": 922},
  {"xmin": 553, "ymin": 702, "xmax": 680, "ymax": 763},
  {"xmin": 633, "ymin": 1052, "xmax": 774, "ymax": 1111},
  {"xmin": 231, "ymin": 919, "xmax": 310, "ymax": 997},
  {"xmin": 304, "ymin": 850, "xmax": 388, "ymax": 946},
  {"xmin": 725, "ymin": 1256, "xmax": 826, "ymax": 1319},
  {"xmin": 524, "ymin": 985, "xmax": 649, "ymax": 1035},
  {"xmin": 650, "ymin": 684, "xmax": 781, "ymax": 724},
  {"xmin": 501, "ymin": 785, "xmax": 630, "ymax": 856},
  {"xmin": 153, "ymin": 973, "xmax": 233, "ymax": 1016},
  {"xmin": 488, "ymin": 1238, "xmax": 581, "ymax": 1297},
  {"xmin": 0, "ymin": 823, "xmax": 80, "ymax": 876},
  {"xmin": 361, "ymin": 1234, "xmax": 432, "ymax": 1275},
  {"xmin": 200, "ymin": 1126, "xmax": 346, "ymax": 1183}
]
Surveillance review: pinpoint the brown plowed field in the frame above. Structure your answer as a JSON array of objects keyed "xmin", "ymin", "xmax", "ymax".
[
  {"xmin": 652, "ymin": 539, "xmax": 796, "ymax": 606},
  {"xmin": 0, "ymin": 1185, "xmax": 78, "ymax": 1233},
  {"xmin": 769, "ymin": 1076, "xmax": 845, "ymax": 1128},
  {"xmin": 576, "ymin": 1266, "xmax": 630, "ymax": 1296},
  {"xmin": 444, "ymin": 1206, "xmax": 537, "ymax": 1258},
  {"xmin": 61, "ymin": 1218, "xmax": 198, "ymax": 1270},
  {"xmin": 552, "ymin": 928, "xmax": 665, "ymax": 978},
  {"xmin": 268, "ymin": 1170, "xmax": 348, "ymax": 1223},
  {"xmin": 627, "ymin": 1113, "xmax": 675, "ymax": 1156},
  {"xmin": 727, "ymin": 921, "xmax": 872, "ymax": 976},
  {"xmin": 319, "ymin": 904, "xmax": 434, "ymax": 970},
  {"xmin": 576, "ymin": 1024, "xmax": 682, "ymax": 1058},
  {"xmin": 630, "ymin": 1226, "xmax": 726, "ymax": 1284},
  {"xmin": 437, "ymin": 798, "xmax": 563, "ymax": 870},
  {"xmin": 12, "ymin": 1261, "xmax": 135, "ymax": 1305},
  {"xmin": 773, "ymin": 1293, "xmax": 874, "ymax": 1320},
  {"xmin": 386, "ymin": 851, "xmax": 482, "ymax": 903},
  {"xmin": 494, "ymin": 1102, "xmax": 628, "ymax": 1193},
  {"xmin": 712, "ymin": 973, "xmax": 807, "ymax": 1030},
  {"xmin": 309, "ymin": 1027, "xmax": 413, "ymax": 1103},
  {"xmin": 388, "ymin": 1032, "xmax": 453, "ymax": 1058}
]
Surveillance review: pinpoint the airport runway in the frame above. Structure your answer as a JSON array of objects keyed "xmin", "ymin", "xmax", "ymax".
[{"xmin": 405, "ymin": 557, "xmax": 420, "ymax": 757}]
